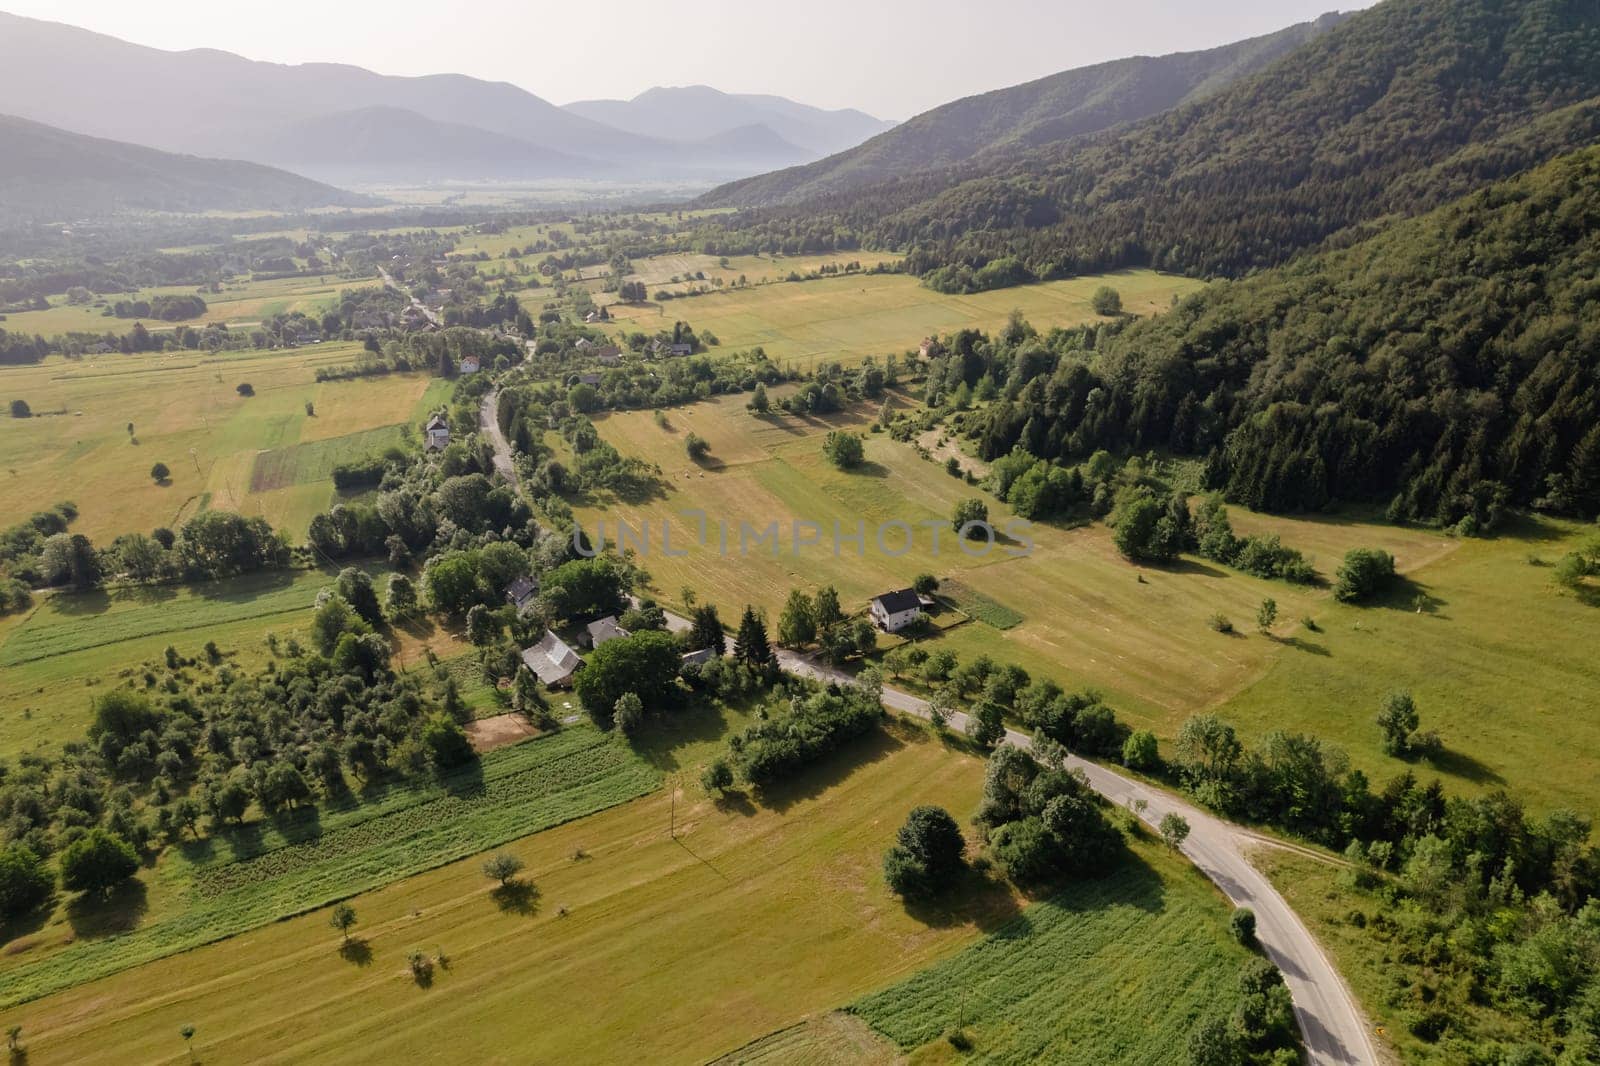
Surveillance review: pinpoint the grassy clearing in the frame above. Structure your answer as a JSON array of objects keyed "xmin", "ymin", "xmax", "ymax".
[
  {"xmin": 0, "ymin": 345, "xmax": 437, "ymax": 540},
  {"xmin": 580, "ymin": 392, "xmax": 1447, "ymax": 732},
  {"xmin": 601, "ymin": 269, "xmax": 1204, "ymax": 369},
  {"xmin": 0, "ymin": 275, "xmax": 380, "ymax": 339},
  {"xmin": 849, "ymin": 837, "xmax": 1253, "ymax": 1064},
  {"xmin": 13, "ymin": 719, "xmax": 1029, "ymax": 1064},
  {"xmin": 1217, "ymin": 515, "xmax": 1600, "ymax": 813},
  {"xmin": 248, "ymin": 425, "xmax": 403, "ymax": 492},
  {"xmin": 938, "ymin": 579, "xmax": 1023, "ymax": 630},
  {"xmin": 0, "ymin": 725, "xmax": 657, "ymax": 1009}
]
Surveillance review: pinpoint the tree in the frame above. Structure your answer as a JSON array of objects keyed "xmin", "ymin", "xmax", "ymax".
[
  {"xmin": 1334, "ymin": 548, "xmax": 1396, "ymax": 603},
  {"xmin": 386, "ymin": 573, "xmax": 418, "ymax": 619},
  {"xmin": 310, "ymin": 594, "xmax": 368, "ymax": 656},
  {"xmin": 482, "ymin": 853, "xmax": 525, "ymax": 886},
  {"xmin": 1090, "ymin": 285, "xmax": 1123, "ymax": 315},
  {"xmin": 9, "ymin": 399, "xmax": 31, "ymax": 418},
  {"xmin": 701, "ymin": 758, "xmax": 734, "ymax": 794},
  {"xmin": 748, "ymin": 383, "xmax": 770, "ymax": 413},
  {"xmin": 1159, "ymin": 812, "xmax": 1191, "ymax": 850},
  {"xmin": 952, "ymin": 498, "xmax": 989, "ymax": 537},
  {"xmin": 685, "ymin": 433, "xmax": 710, "ymax": 461},
  {"xmin": 912, "ymin": 573, "xmax": 939, "ymax": 595},
  {"xmin": 0, "ymin": 844, "xmax": 52, "ymax": 921},
  {"xmin": 1122, "ymin": 729, "xmax": 1160, "ymax": 771},
  {"xmin": 777, "ymin": 588, "xmax": 816, "ymax": 646},
  {"xmin": 883, "ymin": 805, "xmax": 965, "ymax": 899},
  {"xmin": 733, "ymin": 606, "xmax": 775, "ymax": 671},
  {"xmin": 822, "ymin": 430, "xmax": 865, "ymax": 469},
  {"xmin": 1255, "ymin": 598, "xmax": 1278, "ymax": 633},
  {"xmin": 613, "ymin": 691, "xmax": 645, "ymax": 735},
  {"xmin": 335, "ymin": 567, "xmax": 384, "ymax": 627},
  {"xmin": 236, "ymin": 383, "xmax": 254, "ymax": 396},
  {"xmin": 329, "ymin": 902, "xmax": 357, "ymax": 942},
  {"xmin": 58, "ymin": 829, "xmax": 139, "ymax": 896},
  {"xmin": 420, "ymin": 714, "xmax": 474, "ymax": 769},
  {"xmin": 1230, "ymin": 906, "xmax": 1257, "ymax": 946},
  {"xmin": 1186, "ymin": 1014, "xmax": 1243, "ymax": 1066},
  {"xmin": 1377, "ymin": 690, "xmax": 1421, "ymax": 757},
  {"xmin": 425, "ymin": 553, "xmax": 484, "ymax": 615},
  {"xmin": 689, "ymin": 604, "xmax": 726, "ymax": 655},
  {"xmin": 150, "ymin": 462, "xmax": 170, "ymax": 482},
  {"xmin": 180, "ymin": 1025, "xmax": 197, "ymax": 1060},
  {"xmin": 813, "ymin": 586, "xmax": 845, "ymax": 631},
  {"xmin": 966, "ymin": 701, "xmax": 1006, "ymax": 748},
  {"xmin": 574, "ymin": 631, "xmax": 682, "ymax": 728}
]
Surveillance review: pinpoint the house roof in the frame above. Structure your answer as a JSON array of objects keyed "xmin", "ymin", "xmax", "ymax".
[
  {"xmin": 425, "ymin": 414, "xmax": 448, "ymax": 431},
  {"xmin": 680, "ymin": 647, "xmax": 714, "ymax": 666},
  {"xmin": 522, "ymin": 630, "xmax": 582, "ymax": 685},
  {"xmin": 586, "ymin": 616, "xmax": 629, "ymax": 646},
  {"xmin": 872, "ymin": 588, "xmax": 922, "ymax": 615},
  {"xmin": 505, "ymin": 576, "xmax": 539, "ymax": 604}
]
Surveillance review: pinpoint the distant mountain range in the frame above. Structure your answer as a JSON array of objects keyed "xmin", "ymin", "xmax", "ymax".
[
  {"xmin": 0, "ymin": 11, "xmax": 894, "ymax": 185},
  {"xmin": 700, "ymin": 13, "xmax": 1347, "ymax": 208},
  {"xmin": 564, "ymin": 86, "xmax": 894, "ymax": 160},
  {"xmin": 0, "ymin": 113, "xmax": 367, "ymax": 221}
]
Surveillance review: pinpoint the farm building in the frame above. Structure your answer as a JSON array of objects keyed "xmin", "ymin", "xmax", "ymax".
[
  {"xmin": 505, "ymin": 576, "xmax": 539, "ymax": 613},
  {"xmin": 870, "ymin": 588, "xmax": 924, "ymax": 633},
  {"xmin": 459, "ymin": 355, "xmax": 481, "ymax": 374},
  {"xmin": 596, "ymin": 346, "xmax": 623, "ymax": 366},
  {"xmin": 586, "ymin": 616, "xmax": 630, "ymax": 648},
  {"xmin": 424, "ymin": 414, "xmax": 450, "ymax": 452},
  {"xmin": 522, "ymin": 630, "xmax": 582, "ymax": 687},
  {"xmin": 681, "ymin": 647, "xmax": 715, "ymax": 667},
  {"xmin": 669, "ymin": 343, "xmax": 693, "ymax": 357}
]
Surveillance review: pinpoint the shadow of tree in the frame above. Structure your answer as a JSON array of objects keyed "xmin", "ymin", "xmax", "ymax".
[
  {"xmin": 754, "ymin": 726, "xmax": 907, "ymax": 814},
  {"xmin": 65, "ymin": 877, "xmax": 149, "ymax": 939},
  {"xmin": 338, "ymin": 936, "xmax": 374, "ymax": 966},
  {"xmin": 490, "ymin": 879, "xmax": 542, "ymax": 916}
]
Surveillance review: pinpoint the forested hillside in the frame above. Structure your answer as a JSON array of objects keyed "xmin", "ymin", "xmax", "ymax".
[
  {"xmin": 960, "ymin": 144, "xmax": 1600, "ymax": 525},
  {"xmin": 0, "ymin": 114, "xmax": 367, "ymax": 221},
  {"xmin": 697, "ymin": 0, "xmax": 1600, "ymax": 289},
  {"xmin": 699, "ymin": 13, "xmax": 1343, "ymax": 208}
]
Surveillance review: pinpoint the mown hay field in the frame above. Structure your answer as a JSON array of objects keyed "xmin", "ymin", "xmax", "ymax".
[
  {"xmin": 601, "ymin": 269, "xmax": 1204, "ymax": 369},
  {"xmin": 0, "ymin": 344, "xmax": 450, "ymax": 541}
]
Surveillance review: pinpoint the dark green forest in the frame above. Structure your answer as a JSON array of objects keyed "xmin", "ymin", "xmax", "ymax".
[
  {"xmin": 694, "ymin": 0, "xmax": 1600, "ymax": 288},
  {"xmin": 934, "ymin": 143, "xmax": 1600, "ymax": 523}
]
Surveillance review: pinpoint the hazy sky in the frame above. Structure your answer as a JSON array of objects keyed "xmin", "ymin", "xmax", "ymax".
[{"xmin": 7, "ymin": 1, "xmax": 1374, "ymax": 118}]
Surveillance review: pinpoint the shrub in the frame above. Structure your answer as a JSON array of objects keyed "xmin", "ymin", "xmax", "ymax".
[
  {"xmin": 1230, "ymin": 906, "xmax": 1257, "ymax": 945},
  {"xmin": 1121, "ymin": 729, "xmax": 1159, "ymax": 771},
  {"xmin": 1090, "ymin": 285, "xmax": 1123, "ymax": 315},
  {"xmin": 1334, "ymin": 548, "xmax": 1396, "ymax": 603},
  {"xmin": 1207, "ymin": 612, "xmax": 1234, "ymax": 634},
  {"xmin": 150, "ymin": 462, "xmax": 170, "ymax": 482},
  {"xmin": 236, "ymin": 383, "xmax": 254, "ymax": 396},
  {"xmin": 822, "ymin": 430, "xmax": 865, "ymax": 469}
]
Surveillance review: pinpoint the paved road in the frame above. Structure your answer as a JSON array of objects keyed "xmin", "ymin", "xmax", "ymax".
[
  {"xmin": 642, "ymin": 599, "xmax": 1377, "ymax": 1064},
  {"xmin": 479, "ymin": 388, "xmax": 519, "ymax": 487}
]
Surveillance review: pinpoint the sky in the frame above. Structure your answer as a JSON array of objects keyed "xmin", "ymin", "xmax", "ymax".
[{"xmin": 4, "ymin": 1, "xmax": 1376, "ymax": 119}]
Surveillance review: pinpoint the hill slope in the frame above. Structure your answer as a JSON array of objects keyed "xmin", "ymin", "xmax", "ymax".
[
  {"xmin": 699, "ymin": 13, "xmax": 1344, "ymax": 208},
  {"xmin": 256, "ymin": 106, "xmax": 606, "ymax": 182},
  {"xmin": 0, "ymin": 114, "xmax": 367, "ymax": 220},
  {"xmin": 966, "ymin": 142, "xmax": 1600, "ymax": 523},
  {"xmin": 0, "ymin": 12, "xmax": 676, "ymax": 174},
  {"xmin": 705, "ymin": 0, "xmax": 1600, "ymax": 286},
  {"xmin": 564, "ymin": 85, "xmax": 892, "ymax": 158}
]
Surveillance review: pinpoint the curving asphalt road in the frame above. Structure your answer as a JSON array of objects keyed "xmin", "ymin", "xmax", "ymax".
[{"xmin": 636, "ymin": 591, "xmax": 1378, "ymax": 1064}]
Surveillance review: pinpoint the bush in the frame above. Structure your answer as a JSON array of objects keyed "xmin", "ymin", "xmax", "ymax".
[
  {"xmin": 236, "ymin": 383, "xmax": 254, "ymax": 397},
  {"xmin": 1090, "ymin": 285, "xmax": 1123, "ymax": 315},
  {"xmin": 884, "ymin": 805, "xmax": 965, "ymax": 900},
  {"xmin": 0, "ymin": 845, "xmax": 52, "ymax": 920},
  {"xmin": 9, "ymin": 399, "xmax": 30, "ymax": 418},
  {"xmin": 150, "ymin": 462, "xmax": 170, "ymax": 482},
  {"xmin": 701, "ymin": 758, "xmax": 734, "ymax": 793},
  {"xmin": 1121, "ymin": 729, "xmax": 1160, "ymax": 771},
  {"xmin": 420, "ymin": 714, "xmax": 474, "ymax": 769},
  {"xmin": 58, "ymin": 829, "xmax": 139, "ymax": 895},
  {"xmin": 1334, "ymin": 548, "xmax": 1396, "ymax": 603},
  {"xmin": 822, "ymin": 430, "xmax": 865, "ymax": 469},
  {"xmin": 1207, "ymin": 612, "xmax": 1234, "ymax": 634},
  {"xmin": 1230, "ymin": 906, "xmax": 1257, "ymax": 945}
]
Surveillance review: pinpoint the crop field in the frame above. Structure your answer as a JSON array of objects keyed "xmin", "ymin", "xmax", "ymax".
[
  {"xmin": 0, "ymin": 273, "xmax": 382, "ymax": 339},
  {"xmin": 0, "ymin": 344, "xmax": 448, "ymax": 540},
  {"xmin": 12, "ymin": 719, "xmax": 1038, "ymax": 1064},
  {"xmin": 248, "ymin": 425, "xmax": 404, "ymax": 492},
  {"xmin": 1217, "ymin": 516, "xmax": 1600, "ymax": 814},
  {"xmin": 600, "ymin": 269, "xmax": 1204, "ymax": 369},
  {"xmin": 0, "ymin": 725, "xmax": 657, "ymax": 1010},
  {"xmin": 848, "ymin": 836, "xmax": 1253, "ymax": 1064},
  {"xmin": 579, "ymin": 392, "xmax": 1448, "ymax": 730}
]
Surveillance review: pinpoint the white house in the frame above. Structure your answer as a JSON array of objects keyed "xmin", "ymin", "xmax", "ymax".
[
  {"xmin": 424, "ymin": 413, "xmax": 451, "ymax": 452},
  {"xmin": 870, "ymin": 588, "xmax": 924, "ymax": 633},
  {"xmin": 522, "ymin": 630, "xmax": 582, "ymax": 687},
  {"xmin": 458, "ymin": 355, "xmax": 481, "ymax": 375}
]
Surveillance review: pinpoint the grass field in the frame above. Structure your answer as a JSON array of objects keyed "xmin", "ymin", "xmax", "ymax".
[
  {"xmin": 579, "ymin": 392, "xmax": 1447, "ymax": 731},
  {"xmin": 1217, "ymin": 516, "xmax": 1600, "ymax": 814},
  {"xmin": 0, "ymin": 274, "xmax": 381, "ymax": 339},
  {"xmin": 0, "ymin": 345, "xmax": 450, "ymax": 541},
  {"xmin": 849, "ymin": 836, "xmax": 1255, "ymax": 1064},
  {"xmin": 10, "ymin": 718, "xmax": 1035, "ymax": 1064},
  {"xmin": 0, "ymin": 725, "xmax": 657, "ymax": 1010},
  {"xmin": 600, "ymin": 269, "xmax": 1204, "ymax": 369}
]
